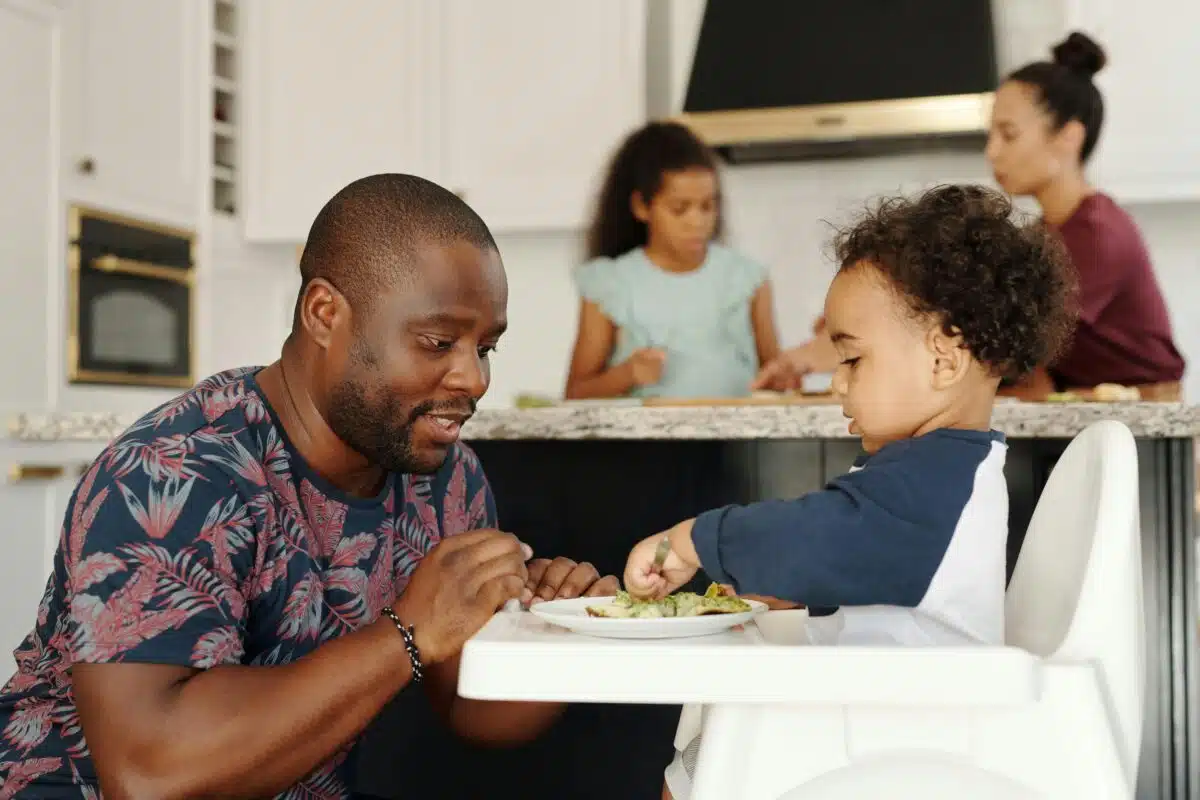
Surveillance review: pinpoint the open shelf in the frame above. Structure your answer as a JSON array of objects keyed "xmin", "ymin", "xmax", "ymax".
[{"xmin": 212, "ymin": 0, "xmax": 237, "ymax": 215}]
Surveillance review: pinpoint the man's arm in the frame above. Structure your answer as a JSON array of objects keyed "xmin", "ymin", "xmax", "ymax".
[
  {"xmin": 68, "ymin": 445, "xmax": 527, "ymax": 798},
  {"xmin": 422, "ymin": 557, "xmax": 617, "ymax": 746},
  {"xmin": 76, "ymin": 619, "xmax": 414, "ymax": 799},
  {"xmin": 424, "ymin": 654, "xmax": 565, "ymax": 747},
  {"xmin": 419, "ymin": 451, "xmax": 620, "ymax": 746}
]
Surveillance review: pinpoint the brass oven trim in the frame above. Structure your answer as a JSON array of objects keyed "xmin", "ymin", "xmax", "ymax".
[
  {"xmin": 66, "ymin": 205, "xmax": 197, "ymax": 389},
  {"xmin": 675, "ymin": 92, "xmax": 995, "ymax": 147},
  {"xmin": 92, "ymin": 254, "xmax": 194, "ymax": 286}
]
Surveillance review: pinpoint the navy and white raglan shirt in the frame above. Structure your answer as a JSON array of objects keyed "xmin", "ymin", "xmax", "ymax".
[
  {"xmin": 693, "ymin": 427, "xmax": 1009, "ymax": 644},
  {"xmin": 665, "ymin": 428, "xmax": 1010, "ymax": 799}
]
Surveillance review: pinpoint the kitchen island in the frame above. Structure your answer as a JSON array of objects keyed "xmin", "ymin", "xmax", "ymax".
[{"xmin": 10, "ymin": 401, "xmax": 1199, "ymax": 800}]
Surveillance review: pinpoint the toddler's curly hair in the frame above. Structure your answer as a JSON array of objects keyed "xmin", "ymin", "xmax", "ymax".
[{"xmin": 833, "ymin": 184, "xmax": 1078, "ymax": 380}]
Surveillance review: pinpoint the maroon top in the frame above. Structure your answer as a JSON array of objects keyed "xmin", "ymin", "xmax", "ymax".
[{"xmin": 1049, "ymin": 193, "xmax": 1185, "ymax": 388}]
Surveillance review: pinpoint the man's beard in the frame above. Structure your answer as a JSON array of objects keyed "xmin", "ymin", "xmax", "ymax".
[{"xmin": 327, "ymin": 377, "xmax": 430, "ymax": 474}]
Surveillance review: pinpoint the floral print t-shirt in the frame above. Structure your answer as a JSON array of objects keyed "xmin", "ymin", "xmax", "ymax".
[{"xmin": 0, "ymin": 367, "xmax": 495, "ymax": 798}]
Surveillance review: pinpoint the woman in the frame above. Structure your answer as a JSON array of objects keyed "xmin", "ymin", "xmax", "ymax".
[
  {"xmin": 986, "ymin": 31, "xmax": 1184, "ymax": 398},
  {"xmin": 757, "ymin": 32, "xmax": 1186, "ymax": 399}
]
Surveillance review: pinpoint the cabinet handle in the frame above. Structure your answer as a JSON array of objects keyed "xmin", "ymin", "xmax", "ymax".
[
  {"xmin": 8, "ymin": 464, "xmax": 66, "ymax": 482},
  {"xmin": 77, "ymin": 157, "xmax": 96, "ymax": 175},
  {"xmin": 92, "ymin": 254, "xmax": 193, "ymax": 285}
]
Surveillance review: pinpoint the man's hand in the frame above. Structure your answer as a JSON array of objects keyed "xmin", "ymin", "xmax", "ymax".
[
  {"xmin": 524, "ymin": 557, "xmax": 619, "ymax": 605},
  {"xmin": 393, "ymin": 529, "xmax": 530, "ymax": 665},
  {"xmin": 425, "ymin": 553, "xmax": 619, "ymax": 748}
]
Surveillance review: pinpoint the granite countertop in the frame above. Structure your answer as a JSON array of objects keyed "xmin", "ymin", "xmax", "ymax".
[{"xmin": 9, "ymin": 401, "xmax": 1200, "ymax": 442}]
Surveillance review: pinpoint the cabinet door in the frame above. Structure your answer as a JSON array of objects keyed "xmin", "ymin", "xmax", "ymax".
[
  {"xmin": 443, "ymin": 0, "xmax": 646, "ymax": 232},
  {"xmin": 62, "ymin": 0, "xmax": 203, "ymax": 227},
  {"xmin": 1069, "ymin": 1, "xmax": 1200, "ymax": 202},
  {"xmin": 241, "ymin": 0, "xmax": 444, "ymax": 242},
  {"xmin": 0, "ymin": 449, "xmax": 84, "ymax": 678},
  {"xmin": 1, "ymin": 0, "xmax": 59, "ymax": 415},
  {"xmin": 0, "ymin": 0, "xmax": 64, "ymax": 678}
]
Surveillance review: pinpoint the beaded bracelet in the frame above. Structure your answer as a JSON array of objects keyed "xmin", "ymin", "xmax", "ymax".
[{"xmin": 380, "ymin": 606, "xmax": 423, "ymax": 683}]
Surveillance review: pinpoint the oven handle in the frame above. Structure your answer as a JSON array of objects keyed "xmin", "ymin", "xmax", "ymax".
[{"xmin": 92, "ymin": 254, "xmax": 193, "ymax": 285}]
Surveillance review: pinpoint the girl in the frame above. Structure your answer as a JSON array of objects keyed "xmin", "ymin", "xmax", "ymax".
[
  {"xmin": 987, "ymin": 31, "xmax": 1185, "ymax": 398},
  {"xmin": 564, "ymin": 121, "xmax": 793, "ymax": 399}
]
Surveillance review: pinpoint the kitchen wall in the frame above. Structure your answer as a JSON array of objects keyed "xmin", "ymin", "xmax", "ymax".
[
  {"xmin": 485, "ymin": 167, "xmax": 1200, "ymax": 408},
  {"xmin": 208, "ymin": 0, "xmax": 1200, "ymax": 407}
]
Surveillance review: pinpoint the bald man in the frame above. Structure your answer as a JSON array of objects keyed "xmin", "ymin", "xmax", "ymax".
[{"xmin": 0, "ymin": 175, "xmax": 618, "ymax": 799}]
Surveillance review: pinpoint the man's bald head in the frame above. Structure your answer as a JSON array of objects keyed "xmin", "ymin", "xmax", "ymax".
[{"xmin": 293, "ymin": 173, "xmax": 497, "ymax": 332}]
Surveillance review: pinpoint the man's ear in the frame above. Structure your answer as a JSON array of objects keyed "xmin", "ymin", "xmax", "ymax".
[
  {"xmin": 928, "ymin": 324, "xmax": 969, "ymax": 389},
  {"xmin": 298, "ymin": 278, "xmax": 346, "ymax": 350}
]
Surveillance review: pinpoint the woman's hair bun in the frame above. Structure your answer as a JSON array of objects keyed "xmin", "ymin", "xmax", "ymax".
[{"xmin": 1052, "ymin": 31, "xmax": 1107, "ymax": 78}]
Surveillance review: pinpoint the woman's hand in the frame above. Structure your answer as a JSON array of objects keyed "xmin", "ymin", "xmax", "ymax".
[{"xmin": 751, "ymin": 336, "xmax": 839, "ymax": 391}]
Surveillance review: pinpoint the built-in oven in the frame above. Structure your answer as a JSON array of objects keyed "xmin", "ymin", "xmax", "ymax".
[{"xmin": 67, "ymin": 205, "xmax": 195, "ymax": 389}]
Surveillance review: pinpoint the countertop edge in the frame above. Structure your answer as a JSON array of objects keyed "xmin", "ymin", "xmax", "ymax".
[{"xmin": 8, "ymin": 403, "xmax": 1200, "ymax": 443}]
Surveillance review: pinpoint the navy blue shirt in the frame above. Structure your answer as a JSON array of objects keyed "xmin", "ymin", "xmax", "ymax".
[{"xmin": 693, "ymin": 429, "xmax": 1009, "ymax": 643}]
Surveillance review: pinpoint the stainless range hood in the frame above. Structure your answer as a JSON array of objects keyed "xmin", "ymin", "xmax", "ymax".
[{"xmin": 674, "ymin": 0, "xmax": 999, "ymax": 163}]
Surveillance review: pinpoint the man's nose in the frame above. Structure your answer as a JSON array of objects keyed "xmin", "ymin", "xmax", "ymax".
[{"xmin": 443, "ymin": 350, "xmax": 488, "ymax": 398}]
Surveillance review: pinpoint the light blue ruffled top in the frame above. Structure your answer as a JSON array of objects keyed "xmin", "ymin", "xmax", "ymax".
[{"xmin": 574, "ymin": 244, "xmax": 767, "ymax": 398}]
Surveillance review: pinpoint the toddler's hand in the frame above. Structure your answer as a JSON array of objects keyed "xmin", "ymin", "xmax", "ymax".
[
  {"xmin": 624, "ymin": 529, "xmax": 698, "ymax": 600},
  {"xmin": 625, "ymin": 348, "xmax": 666, "ymax": 387}
]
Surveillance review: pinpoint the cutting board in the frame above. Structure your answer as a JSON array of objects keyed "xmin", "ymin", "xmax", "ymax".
[{"xmin": 641, "ymin": 393, "xmax": 837, "ymax": 407}]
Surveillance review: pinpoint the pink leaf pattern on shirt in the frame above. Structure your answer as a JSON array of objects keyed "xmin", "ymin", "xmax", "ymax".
[
  {"xmin": 71, "ymin": 552, "xmax": 126, "ymax": 593},
  {"xmin": 191, "ymin": 626, "xmax": 245, "ymax": 668},
  {"xmin": 3, "ymin": 698, "xmax": 53, "ymax": 755},
  {"xmin": 0, "ymin": 368, "xmax": 497, "ymax": 798},
  {"xmin": 443, "ymin": 461, "xmax": 469, "ymax": 536},
  {"xmin": 301, "ymin": 480, "xmax": 348, "ymax": 558},
  {"xmin": 117, "ymin": 477, "xmax": 195, "ymax": 539},
  {"xmin": 0, "ymin": 756, "xmax": 63, "ymax": 799},
  {"xmin": 279, "ymin": 574, "xmax": 323, "ymax": 642}
]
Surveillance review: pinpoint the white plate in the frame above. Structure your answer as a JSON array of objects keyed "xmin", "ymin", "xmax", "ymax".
[{"xmin": 530, "ymin": 596, "xmax": 768, "ymax": 640}]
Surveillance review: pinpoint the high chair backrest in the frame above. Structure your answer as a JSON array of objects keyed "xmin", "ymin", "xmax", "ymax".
[{"xmin": 1005, "ymin": 420, "xmax": 1144, "ymax": 783}]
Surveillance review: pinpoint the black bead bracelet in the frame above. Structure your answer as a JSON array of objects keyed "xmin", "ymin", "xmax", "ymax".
[{"xmin": 380, "ymin": 606, "xmax": 423, "ymax": 683}]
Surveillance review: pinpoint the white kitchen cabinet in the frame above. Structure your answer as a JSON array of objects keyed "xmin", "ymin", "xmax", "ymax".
[
  {"xmin": 60, "ymin": 0, "xmax": 204, "ymax": 228},
  {"xmin": 0, "ymin": 0, "xmax": 73, "ymax": 676},
  {"xmin": 442, "ymin": 0, "xmax": 646, "ymax": 231},
  {"xmin": 1066, "ymin": 0, "xmax": 1200, "ymax": 202},
  {"xmin": 241, "ymin": 0, "xmax": 646, "ymax": 241},
  {"xmin": 240, "ymin": 0, "xmax": 444, "ymax": 242}
]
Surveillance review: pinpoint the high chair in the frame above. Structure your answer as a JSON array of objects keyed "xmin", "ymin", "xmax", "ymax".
[{"xmin": 687, "ymin": 420, "xmax": 1144, "ymax": 799}]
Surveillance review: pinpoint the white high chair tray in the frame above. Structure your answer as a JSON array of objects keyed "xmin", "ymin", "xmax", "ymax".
[{"xmin": 458, "ymin": 609, "xmax": 1040, "ymax": 707}]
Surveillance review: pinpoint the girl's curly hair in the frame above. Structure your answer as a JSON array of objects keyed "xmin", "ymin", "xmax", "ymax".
[{"xmin": 833, "ymin": 184, "xmax": 1079, "ymax": 380}]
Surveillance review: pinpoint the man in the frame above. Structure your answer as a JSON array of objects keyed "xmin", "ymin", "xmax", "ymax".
[{"xmin": 0, "ymin": 174, "xmax": 617, "ymax": 799}]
